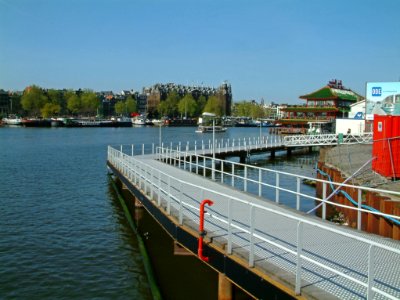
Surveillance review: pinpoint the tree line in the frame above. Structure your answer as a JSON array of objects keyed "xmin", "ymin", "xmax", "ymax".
[{"xmin": 5, "ymin": 85, "xmax": 272, "ymax": 119}]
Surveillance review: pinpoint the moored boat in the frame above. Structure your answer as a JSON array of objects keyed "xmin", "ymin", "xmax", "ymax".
[
  {"xmin": 22, "ymin": 118, "xmax": 52, "ymax": 127},
  {"xmin": 2, "ymin": 115, "xmax": 22, "ymax": 125}
]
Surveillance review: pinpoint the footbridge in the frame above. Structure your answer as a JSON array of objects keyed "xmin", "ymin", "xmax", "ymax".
[
  {"xmin": 107, "ymin": 141, "xmax": 400, "ymax": 300},
  {"xmin": 283, "ymin": 133, "xmax": 373, "ymax": 147}
]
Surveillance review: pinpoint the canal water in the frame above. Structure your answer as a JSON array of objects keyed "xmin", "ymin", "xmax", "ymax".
[{"xmin": 0, "ymin": 126, "xmax": 317, "ymax": 299}]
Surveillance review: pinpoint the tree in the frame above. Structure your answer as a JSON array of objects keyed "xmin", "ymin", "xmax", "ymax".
[
  {"xmin": 158, "ymin": 91, "xmax": 180, "ymax": 117},
  {"xmin": 203, "ymin": 96, "xmax": 222, "ymax": 116},
  {"xmin": 196, "ymin": 95, "xmax": 207, "ymax": 116},
  {"xmin": 125, "ymin": 96, "xmax": 137, "ymax": 114},
  {"xmin": 67, "ymin": 94, "xmax": 81, "ymax": 115},
  {"xmin": 21, "ymin": 85, "xmax": 48, "ymax": 116},
  {"xmin": 250, "ymin": 104, "xmax": 265, "ymax": 119},
  {"xmin": 47, "ymin": 89, "xmax": 66, "ymax": 114},
  {"xmin": 114, "ymin": 101, "xmax": 126, "ymax": 115},
  {"xmin": 233, "ymin": 101, "xmax": 252, "ymax": 117},
  {"xmin": 178, "ymin": 94, "xmax": 197, "ymax": 118},
  {"xmin": 81, "ymin": 90, "xmax": 99, "ymax": 116},
  {"xmin": 41, "ymin": 102, "xmax": 61, "ymax": 118}
]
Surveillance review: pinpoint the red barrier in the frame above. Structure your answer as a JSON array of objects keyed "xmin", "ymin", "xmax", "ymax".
[
  {"xmin": 372, "ymin": 115, "xmax": 400, "ymax": 178},
  {"xmin": 198, "ymin": 199, "xmax": 214, "ymax": 262}
]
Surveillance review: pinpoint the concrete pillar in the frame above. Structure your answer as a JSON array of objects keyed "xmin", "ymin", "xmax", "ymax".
[
  {"xmin": 287, "ymin": 148, "xmax": 292, "ymax": 157},
  {"xmin": 239, "ymin": 154, "xmax": 246, "ymax": 164},
  {"xmin": 218, "ymin": 273, "xmax": 232, "ymax": 300},
  {"xmin": 270, "ymin": 150, "xmax": 275, "ymax": 159}
]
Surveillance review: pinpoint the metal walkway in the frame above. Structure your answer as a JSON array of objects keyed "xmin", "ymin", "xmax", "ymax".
[
  {"xmin": 107, "ymin": 145, "xmax": 400, "ymax": 300},
  {"xmin": 284, "ymin": 133, "xmax": 373, "ymax": 147}
]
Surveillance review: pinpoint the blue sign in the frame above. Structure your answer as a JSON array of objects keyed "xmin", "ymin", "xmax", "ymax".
[
  {"xmin": 354, "ymin": 112, "xmax": 364, "ymax": 119},
  {"xmin": 372, "ymin": 87, "xmax": 382, "ymax": 96}
]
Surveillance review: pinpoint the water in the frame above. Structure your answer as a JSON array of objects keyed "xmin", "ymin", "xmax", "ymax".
[{"xmin": 0, "ymin": 126, "xmax": 316, "ymax": 299}]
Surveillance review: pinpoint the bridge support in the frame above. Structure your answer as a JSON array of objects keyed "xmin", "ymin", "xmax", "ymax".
[
  {"xmin": 218, "ymin": 273, "xmax": 232, "ymax": 300},
  {"xmin": 239, "ymin": 154, "xmax": 246, "ymax": 164},
  {"xmin": 287, "ymin": 148, "xmax": 292, "ymax": 157},
  {"xmin": 270, "ymin": 150, "xmax": 275, "ymax": 158}
]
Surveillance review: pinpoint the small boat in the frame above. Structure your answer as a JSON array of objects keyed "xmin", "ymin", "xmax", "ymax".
[
  {"xmin": 195, "ymin": 125, "xmax": 227, "ymax": 133},
  {"xmin": 131, "ymin": 116, "xmax": 146, "ymax": 125},
  {"xmin": 196, "ymin": 112, "xmax": 227, "ymax": 133},
  {"xmin": 2, "ymin": 115, "xmax": 22, "ymax": 125}
]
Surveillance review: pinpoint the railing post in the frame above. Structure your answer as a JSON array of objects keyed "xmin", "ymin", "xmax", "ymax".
[
  {"xmin": 203, "ymin": 157, "xmax": 206, "ymax": 177},
  {"xmin": 275, "ymin": 173, "xmax": 280, "ymax": 203},
  {"xmin": 120, "ymin": 145, "xmax": 123, "ymax": 153},
  {"xmin": 221, "ymin": 161, "xmax": 224, "ymax": 183},
  {"xmin": 158, "ymin": 170, "xmax": 161, "ymax": 206},
  {"xmin": 167, "ymin": 176, "xmax": 171, "ymax": 215},
  {"xmin": 258, "ymin": 169, "xmax": 262, "ymax": 197},
  {"xmin": 357, "ymin": 189, "xmax": 362, "ymax": 231},
  {"xmin": 367, "ymin": 245, "xmax": 374, "ymax": 300},
  {"xmin": 322, "ymin": 182, "xmax": 327, "ymax": 220},
  {"xmin": 179, "ymin": 182, "xmax": 183, "ymax": 225},
  {"xmin": 227, "ymin": 198, "xmax": 232, "ymax": 255},
  {"xmin": 249, "ymin": 205, "xmax": 255, "ymax": 268},
  {"xmin": 295, "ymin": 221, "xmax": 303, "ymax": 295},
  {"xmin": 244, "ymin": 166, "xmax": 247, "ymax": 192},
  {"xmin": 196, "ymin": 155, "xmax": 199, "ymax": 174},
  {"xmin": 296, "ymin": 177, "xmax": 301, "ymax": 211},
  {"xmin": 231, "ymin": 164, "xmax": 235, "ymax": 187},
  {"xmin": 131, "ymin": 144, "xmax": 134, "ymax": 156},
  {"xmin": 142, "ymin": 144, "xmax": 144, "ymax": 155}
]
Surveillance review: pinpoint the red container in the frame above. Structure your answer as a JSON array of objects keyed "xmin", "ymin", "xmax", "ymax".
[{"xmin": 372, "ymin": 115, "xmax": 400, "ymax": 178}]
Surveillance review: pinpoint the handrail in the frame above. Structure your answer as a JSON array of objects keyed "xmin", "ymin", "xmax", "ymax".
[
  {"xmin": 108, "ymin": 145, "xmax": 400, "ymax": 299},
  {"xmin": 156, "ymin": 146, "xmax": 400, "ymax": 223}
]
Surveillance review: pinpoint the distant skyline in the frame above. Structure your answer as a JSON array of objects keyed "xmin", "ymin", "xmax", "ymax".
[{"xmin": 1, "ymin": 0, "xmax": 399, "ymax": 104}]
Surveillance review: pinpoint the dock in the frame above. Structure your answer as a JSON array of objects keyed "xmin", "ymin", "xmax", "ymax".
[{"xmin": 107, "ymin": 138, "xmax": 400, "ymax": 300}]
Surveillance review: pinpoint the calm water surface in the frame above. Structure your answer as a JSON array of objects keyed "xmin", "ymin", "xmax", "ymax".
[{"xmin": 0, "ymin": 126, "xmax": 316, "ymax": 299}]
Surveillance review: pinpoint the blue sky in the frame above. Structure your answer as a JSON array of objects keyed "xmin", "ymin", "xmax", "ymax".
[{"xmin": 1, "ymin": 0, "xmax": 399, "ymax": 104}]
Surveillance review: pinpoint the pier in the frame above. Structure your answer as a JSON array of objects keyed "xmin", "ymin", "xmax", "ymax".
[{"xmin": 107, "ymin": 138, "xmax": 400, "ymax": 300}]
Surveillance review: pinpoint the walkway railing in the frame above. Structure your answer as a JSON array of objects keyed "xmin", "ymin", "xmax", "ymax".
[
  {"xmin": 108, "ymin": 145, "xmax": 400, "ymax": 299},
  {"xmin": 116, "ymin": 135, "xmax": 285, "ymax": 157},
  {"xmin": 156, "ymin": 147, "xmax": 400, "ymax": 229},
  {"xmin": 284, "ymin": 132, "xmax": 373, "ymax": 147}
]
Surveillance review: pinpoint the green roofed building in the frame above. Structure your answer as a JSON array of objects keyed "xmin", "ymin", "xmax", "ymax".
[{"xmin": 280, "ymin": 80, "xmax": 364, "ymax": 128}]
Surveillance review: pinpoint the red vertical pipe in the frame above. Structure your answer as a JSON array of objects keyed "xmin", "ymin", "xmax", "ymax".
[{"xmin": 198, "ymin": 199, "xmax": 214, "ymax": 262}]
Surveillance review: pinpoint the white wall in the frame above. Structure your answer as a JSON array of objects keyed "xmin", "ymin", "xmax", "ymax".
[{"xmin": 335, "ymin": 119, "xmax": 365, "ymax": 135}]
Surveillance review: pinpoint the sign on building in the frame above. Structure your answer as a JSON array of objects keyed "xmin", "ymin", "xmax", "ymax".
[{"xmin": 365, "ymin": 82, "xmax": 400, "ymax": 120}]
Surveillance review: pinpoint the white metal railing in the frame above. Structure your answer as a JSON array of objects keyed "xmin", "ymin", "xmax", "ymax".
[
  {"xmin": 114, "ymin": 135, "xmax": 285, "ymax": 157},
  {"xmin": 108, "ymin": 145, "xmax": 400, "ymax": 299},
  {"xmin": 156, "ymin": 147, "xmax": 400, "ymax": 229},
  {"xmin": 284, "ymin": 132, "xmax": 373, "ymax": 147}
]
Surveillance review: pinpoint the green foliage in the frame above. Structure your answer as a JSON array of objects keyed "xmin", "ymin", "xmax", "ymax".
[
  {"xmin": 196, "ymin": 95, "xmax": 207, "ymax": 116},
  {"xmin": 114, "ymin": 101, "xmax": 126, "ymax": 115},
  {"xmin": 41, "ymin": 103, "xmax": 61, "ymax": 118},
  {"xmin": 203, "ymin": 96, "xmax": 222, "ymax": 116},
  {"xmin": 158, "ymin": 91, "xmax": 181, "ymax": 117},
  {"xmin": 66, "ymin": 94, "xmax": 81, "ymax": 115},
  {"xmin": 178, "ymin": 94, "xmax": 197, "ymax": 117},
  {"xmin": 80, "ymin": 90, "xmax": 99, "ymax": 116},
  {"xmin": 233, "ymin": 101, "xmax": 266, "ymax": 119},
  {"xmin": 125, "ymin": 96, "xmax": 137, "ymax": 114},
  {"xmin": 21, "ymin": 85, "xmax": 48, "ymax": 116}
]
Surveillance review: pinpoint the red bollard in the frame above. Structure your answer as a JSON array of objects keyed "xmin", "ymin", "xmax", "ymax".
[{"xmin": 198, "ymin": 199, "xmax": 214, "ymax": 262}]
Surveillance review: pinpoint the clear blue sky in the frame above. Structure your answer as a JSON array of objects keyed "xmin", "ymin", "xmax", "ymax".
[{"xmin": 1, "ymin": 0, "xmax": 399, "ymax": 104}]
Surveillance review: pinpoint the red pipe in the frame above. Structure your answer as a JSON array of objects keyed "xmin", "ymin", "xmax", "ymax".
[{"xmin": 198, "ymin": 199, "xmax": 214, "ymax": 262}]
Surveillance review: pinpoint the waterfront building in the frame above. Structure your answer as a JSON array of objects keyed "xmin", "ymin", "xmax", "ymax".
[
  {"xmin": 141, "ymin": 82, "xmax": 232, "ymax": 116},
  {"xmin": 279, "ymin": 79, "xmax": 364, "ymax": 128},
  {"xmin": 0, "ymin": 89, "xmax": 10, "ymax": 115}
]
